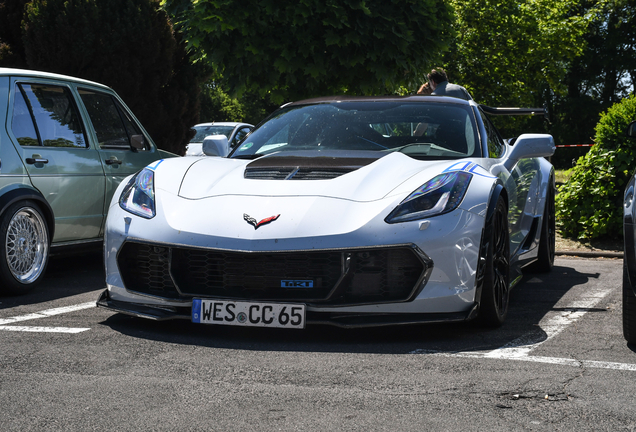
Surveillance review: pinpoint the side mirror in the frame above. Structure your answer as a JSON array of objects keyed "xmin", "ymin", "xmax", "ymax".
[
  {"xmin": 131, "ymin": 134, "xmax": 146, "ymax": 151},
  {"xmin": 202, "ymin": 134, "xmax": 229, "ymax": 157},
  {"xmin": 504, "ymin": 134, "xmax": 555, "ymax": 169},
  {"xmin": 627, "ymin": 121, "xmax": 636, "ymax": 138}
]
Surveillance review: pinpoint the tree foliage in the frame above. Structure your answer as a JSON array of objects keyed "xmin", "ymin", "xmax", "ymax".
[
  {"xmin": 165, "ymin": 0, "xmax": 455, "ymax": 103},
  {"xmin": 1, "ymin": 0, "xmax": 208, "ymax": 154},
  {"xmin": 199, "ymin": 81, "xmax": 279, "ymax": 125},
  {"xmin": 0, "ymin": 0, "xmax": 29, "ymax": 67},
  {"xmin": 549, "ymin": 0, "xmax": 636, "ymax": 167},
  {"xmin": 443, "ymin": 0, "xmax": 596, "ymax": 145},
  {"xmin": 556, "ymin": 94, "xmax": 636, "ymax": 239},
  {"xmin": 446, "ymin": 0, "xmax": 591, "ymax": 107}
]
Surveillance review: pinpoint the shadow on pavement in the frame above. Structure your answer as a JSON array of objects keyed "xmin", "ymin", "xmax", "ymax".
[
  {"xmin": 99, "ymin": 262, "xmax": 604, "ymax": 355},
  {"xmin": 0, "ymin": 250, "xmax": 104, "ymax": 309}
]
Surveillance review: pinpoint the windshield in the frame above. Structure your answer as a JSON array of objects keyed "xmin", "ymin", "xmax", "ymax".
[
  {"xmin": 230, "ymin": 101, "xmax": 481, "ymax": 160},
  {"xmin": 190, "ymin": 125, "xmax": 235, "ymax": 143}
]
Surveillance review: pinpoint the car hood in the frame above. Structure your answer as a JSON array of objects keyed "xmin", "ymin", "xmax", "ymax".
[{"xmin": 174, "ymin": 152, "xmax": 455, "ymax": 202}]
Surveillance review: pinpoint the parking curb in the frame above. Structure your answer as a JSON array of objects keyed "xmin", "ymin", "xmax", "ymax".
[{"xmin": 556, "ymin": 250, "xmax": 623, "ymax": 258}]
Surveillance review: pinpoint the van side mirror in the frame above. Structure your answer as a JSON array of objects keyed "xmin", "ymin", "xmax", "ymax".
[
  {"xmin": 202, "ymin": 135, "xmax": 229, "ymax": 157},
  {"xmin": 131, "ymin": 134, "xmax": 146, "ymax": 151},
  {"xmin": 627, "ymin": 121, "xmax": 636, "ymax": 138}
]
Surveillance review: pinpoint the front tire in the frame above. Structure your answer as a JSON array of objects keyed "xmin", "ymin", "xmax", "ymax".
[
  {"xmin": 623, "ymin": 262, "xmax": 636, "ymax": 344},
  {"xmin": 477, "ymin": 196, "xmax": 510, "ymax": 327},
  {"xmin": 0, "ymin": 201, "xmax": 50, "ymax": 295}
]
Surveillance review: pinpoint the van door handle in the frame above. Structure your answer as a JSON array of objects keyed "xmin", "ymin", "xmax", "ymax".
[
  {"xmin": 26, "ymin": 157, "xmax": 49, "ymax": 164},
  {"xmin": 105, "ymin": 157, "xmax": 123, "ymax": 165}
]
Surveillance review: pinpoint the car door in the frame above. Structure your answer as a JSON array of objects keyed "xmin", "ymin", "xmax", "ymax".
[
  {"xmin": 76, "ymin": 88, "xmax": 165, "ymax": 219},
  {"xmin": 9, "ymin": 80, "xmax": 106, "ymax": 243},
  {"xmin": 479, "ymin": 109, "xmax": 541, "ymax": 253}
]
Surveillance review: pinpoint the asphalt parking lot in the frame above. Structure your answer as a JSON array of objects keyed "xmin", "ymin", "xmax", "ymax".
[{"xmin": 0, "ymin": 253, "xmax": 634, "ymax": 431}]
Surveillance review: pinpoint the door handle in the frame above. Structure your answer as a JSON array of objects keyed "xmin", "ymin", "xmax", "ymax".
[
  {"xmin": 26, "ymin": 157, "xmax": 49, "ymax": 164},
  {"xmin": 105, "ymin": 158, "xmax": 123, "ymax": 165}
]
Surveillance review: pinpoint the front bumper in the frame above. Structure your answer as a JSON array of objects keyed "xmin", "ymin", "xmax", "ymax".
[
  {"xmin": 97, "ymin": 289, "xmax": 479, "ymax": 328},
  {"xmin": 104, "ymin": 192, "xmax": 486, "ymax": 322}
]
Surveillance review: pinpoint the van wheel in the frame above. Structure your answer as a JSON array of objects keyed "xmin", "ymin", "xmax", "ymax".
[{"xmin": 0, "ymin": 201, "xmax": 50, "ymax": 295}]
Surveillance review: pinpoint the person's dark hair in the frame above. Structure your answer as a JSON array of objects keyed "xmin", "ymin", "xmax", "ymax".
[{"xmin": 427, "ymin": 68, "xmax": 448, "ymax": 85}]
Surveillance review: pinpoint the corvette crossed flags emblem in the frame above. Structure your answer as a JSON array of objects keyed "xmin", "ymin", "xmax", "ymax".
[{"xmin": 244, "ymin": 213, "xmax": 280, "ymax": 229}]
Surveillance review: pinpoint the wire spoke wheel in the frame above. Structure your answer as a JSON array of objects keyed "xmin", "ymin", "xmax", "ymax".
[{"xmin": 4, "ymin": 206, "xmax": 49, "ymax": 284}]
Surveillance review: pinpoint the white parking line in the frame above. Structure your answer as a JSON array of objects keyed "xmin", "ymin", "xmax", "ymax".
[
  {"xmin": 0, "ymin": 326, "xmax": 90, "ymax": 333},
  {"xmin": 0, "ymin": 302, "xmax": 94, "ymax": 333},
  {"xmin": 411, "ymin": 350, "xmax": 636, "ymax": 372},
  {"xmin": 411, "ymin": 285, "xmax": 636, "ymax": 371}
]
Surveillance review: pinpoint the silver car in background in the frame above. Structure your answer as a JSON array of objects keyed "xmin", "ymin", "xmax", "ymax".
[{"xmin": 185, "ymin": 122, "xmax": 253, "ymax": 156}]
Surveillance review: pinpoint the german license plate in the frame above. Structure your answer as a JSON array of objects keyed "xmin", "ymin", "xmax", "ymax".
[{"xmin": 192, "ymin": 299, "xmax": 305, "ymax": 329}]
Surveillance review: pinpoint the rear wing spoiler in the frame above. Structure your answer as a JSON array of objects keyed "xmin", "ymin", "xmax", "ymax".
[{"xmin": 479, "ymin": 105, "xmax": 549, "ymax": 122}]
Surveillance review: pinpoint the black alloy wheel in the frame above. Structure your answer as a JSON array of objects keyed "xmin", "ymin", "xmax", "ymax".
[
  {"xmin": 477, "ymin": 196, "xmax": 510, "ymax": 327},
  {"xmin": 528, "ymin": 178, "xmax": 555, "ymax": 273},
  {"xmin": 623, "ymin": 261, "xmax": 636, "ymax": 344}
]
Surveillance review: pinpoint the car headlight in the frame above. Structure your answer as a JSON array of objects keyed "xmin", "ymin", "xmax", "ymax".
[
  {"xmin": 119, "ymin": 167, "xmax": 156, "ymax": 219},
  {"xmin": 385, "ymin": 171, "xmax": 472, "ymax": 223}
]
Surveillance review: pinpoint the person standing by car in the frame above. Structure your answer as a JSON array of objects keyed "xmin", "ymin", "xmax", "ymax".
[
  {"xmin": 416, "ymin": 82, "xmax": 433, "ymax": 95},
  {"xmin": 426, "ymin": 68, "xmax": 473, "ymax": 101}
]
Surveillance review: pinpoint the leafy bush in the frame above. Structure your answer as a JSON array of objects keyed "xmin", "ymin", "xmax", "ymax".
[{"xmin": 556, "ymin": 94, "xmax": 636, "ymax": 239}]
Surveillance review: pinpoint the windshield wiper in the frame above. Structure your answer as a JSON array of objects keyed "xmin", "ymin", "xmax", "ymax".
[{"xmin": 356, "ymin": 136, "xmax": 388, "ymax": 149}]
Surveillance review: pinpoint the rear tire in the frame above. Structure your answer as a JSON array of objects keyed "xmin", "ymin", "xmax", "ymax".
[
  {"xmin": 0, "ymin": 201, "xmax": 50, "ymax": 295},
  {"xmin": 623, "ymin": 262, "xmax": 636, "ymax": 344},
  {"xmin": 527, "ymin": 179, "xmax": 555, "ymax": 273},
  {"xmin": 477, "ymin": 196, "xmax": 510, "ymax": 327}
]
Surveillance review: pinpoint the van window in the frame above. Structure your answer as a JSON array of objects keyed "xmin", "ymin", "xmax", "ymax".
[
  {"xmin": 79, "ymin": 89, "xmax": 149, "ymax": 150},
  {"xmin": 13, "ymin": 83, "xmax": 87, "ymax": 148},
  {"xmin": 11, "ymin": 87, "xmax": 39, "ymax": 147}
]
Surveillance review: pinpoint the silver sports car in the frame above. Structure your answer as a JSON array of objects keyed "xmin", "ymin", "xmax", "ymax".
[{"xmin": 98, "ymin": 96, "xmax": 556, "ymax": 329}]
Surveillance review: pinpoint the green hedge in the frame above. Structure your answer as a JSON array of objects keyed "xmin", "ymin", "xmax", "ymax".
[{"xmin": 556, "ymin": 94, "xmax": 636, "ymax": 239}]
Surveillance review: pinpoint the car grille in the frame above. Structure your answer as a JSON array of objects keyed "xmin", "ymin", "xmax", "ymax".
[
  {"xmin": 117, "ymin": 244, "xmax": 180, "ymax": 299},
  {"xmin": 117, "ymin": 242, "xmax": 429, "ymax": 305}
]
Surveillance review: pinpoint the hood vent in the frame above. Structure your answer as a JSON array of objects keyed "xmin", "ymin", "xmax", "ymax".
[
  {"xmin": 244, "ymin": 153, "xmax": 380, "ymax": 181},
  {"xmin": 245, "ymin": 167, "xmax": 353, "ymax": 180}
]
